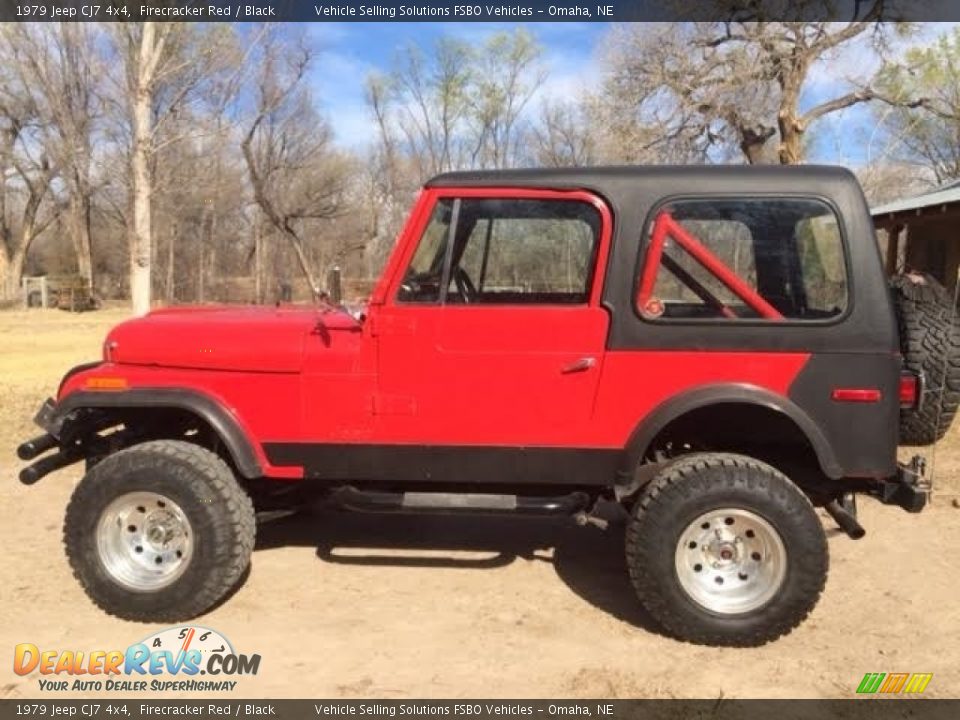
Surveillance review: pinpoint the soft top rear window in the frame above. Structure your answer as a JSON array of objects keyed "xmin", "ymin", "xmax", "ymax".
[{"xmin": 637, "ymin": 198, "xmax": 848, "ymax": 322}]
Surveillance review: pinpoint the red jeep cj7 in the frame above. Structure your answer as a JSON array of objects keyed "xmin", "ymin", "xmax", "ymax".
[{"xmin": 18, "ymin": 166, "xmax": 931, "ymax": 646}]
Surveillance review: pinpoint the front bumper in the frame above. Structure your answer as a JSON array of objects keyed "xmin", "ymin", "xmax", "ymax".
[
  {"xmin": 872, "ymin": 455, "xmax": 930, "ymax": 513},
  {"xmin": 33, "ymin": 397, "xmax": 61, "ymax": 437}
]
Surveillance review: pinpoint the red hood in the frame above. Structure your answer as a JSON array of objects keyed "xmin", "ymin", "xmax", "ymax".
[{"xmin": 105, "ymin": 305, "xmax": 361, "ymax": 373}]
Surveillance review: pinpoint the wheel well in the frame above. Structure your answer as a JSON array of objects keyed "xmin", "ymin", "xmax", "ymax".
[
  {"xmin": 70, "ymin": 406, "xmax": 250, "ymax": 481},
  {"xmin": 641, "ymin": 403, "xmax": 839, "ymax": 505}
]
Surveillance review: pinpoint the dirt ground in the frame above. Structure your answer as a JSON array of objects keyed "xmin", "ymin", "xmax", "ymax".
[{"xmin": 2, "ymin": 308, "xmax": 959, "ymax": 699}]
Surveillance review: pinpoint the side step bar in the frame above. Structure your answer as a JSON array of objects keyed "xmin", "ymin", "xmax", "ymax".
[{"xmin": 330, "ymin": 486, "xmax": 591, "ymax": 517}]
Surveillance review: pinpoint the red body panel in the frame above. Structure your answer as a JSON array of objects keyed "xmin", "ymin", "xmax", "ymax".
[
  {"xmin": 107, "ymin": 305, "xmax": 325, "ymax": 373},
  {"xmin": 589, "ymin": 351, "xmax": 809, "ymax": 447},
  {"xmin": 62, "ymin": 187, "xmax": 813, "ymax": 480}
]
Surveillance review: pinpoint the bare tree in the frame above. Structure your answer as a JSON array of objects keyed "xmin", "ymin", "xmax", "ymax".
[
  {"xmin": 120, "ymin": 22, "xmax": 171, "ymax": 314},
  {"xmin": 241, "ymin": 27, "xmax": 350, "ymax": 299},
  {"xmin": 110, "ymin": 22, "xmax": 235, "ymax": 315},
  {"xmin": 873, "ymin": 26, "xmax": 960, "ymax": 184},
  {"xmin": 7, "ymin": 24, "xmax": 101, "ymax": 292},
  {"xmin": 370, "ymin": 29, "xmax": 544, "ymax": 178},
  {"xmin": 856, "ymin": 161, "xmax": 931, "ymax": 205},
  {"xmin": 531, "ymin": 100, "xmax": 596, "ymax": 167},
  {"xmin": 373, "ymin": 37, "xmax": 473, "ymax": 181},
  {"xmin": 0, "ymin": 37, "xmax": 61, "ymax": 301},
  {"xmin": 467, "ymin": 29, "xmax": 545, "ymax": 169},
  {"xmin": 597, "ymin": 12, "xmax": 913, "ymax": 165}
]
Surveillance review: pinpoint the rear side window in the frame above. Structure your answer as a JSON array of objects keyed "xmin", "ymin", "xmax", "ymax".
[{"xmin": 637, "ymin": 198, "xmax": 848, "ymax": 322}]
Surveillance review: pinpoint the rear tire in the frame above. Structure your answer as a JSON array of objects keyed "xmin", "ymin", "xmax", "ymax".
[
  {"xmin": 625, "ymin": 453, "xmax": 828, "ymax": 647},
  {"xmin": 890, "ymin": 272, "xmax": 960, "ymax": 445},
  {"xmin": 64, "ymin": 440, "xmax": 255, "ymax": 622}
]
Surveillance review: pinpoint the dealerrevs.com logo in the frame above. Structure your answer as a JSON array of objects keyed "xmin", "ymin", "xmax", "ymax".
[{"xmin": 14, "ymin": 626, "xmax": 260, "ymax": 692}]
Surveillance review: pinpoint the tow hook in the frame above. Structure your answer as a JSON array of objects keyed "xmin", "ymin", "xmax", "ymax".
[
  {"xmin": 824, "ymin": 493, "xmax": 866, "ymax": 540},
  {"xmin": 873, "ymin": 454, "xmax": 930, "ymax": 513}
]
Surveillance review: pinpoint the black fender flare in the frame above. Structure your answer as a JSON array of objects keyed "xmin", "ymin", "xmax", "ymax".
[
  {"xmin": 620, "ymin": 383, "xmax": 843, "ymax": 480},
  {"xmin": 54, "ymin": 388, "xmax": 263, "ymax": 479}
]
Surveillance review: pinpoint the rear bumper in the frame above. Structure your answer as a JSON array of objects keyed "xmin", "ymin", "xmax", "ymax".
[{"xmin": 871, "ymin": 455, "xmax": 929, "ymax": 513}]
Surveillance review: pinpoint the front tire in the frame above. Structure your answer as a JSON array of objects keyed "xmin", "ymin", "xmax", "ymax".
[
  {"xmin": 64, "ymin": 440, "xmax": 256, "ymax": 622},
  {"xmin": 625, "ymin": 453, "xmax": 828, "ymax": 646}
]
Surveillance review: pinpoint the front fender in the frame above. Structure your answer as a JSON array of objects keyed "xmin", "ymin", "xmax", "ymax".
[{"xmin": 43, "ymin": 387, "xmax": 264, "ymax": 479}]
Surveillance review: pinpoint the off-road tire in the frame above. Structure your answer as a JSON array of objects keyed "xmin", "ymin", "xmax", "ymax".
[
  {"xmin": 625, "ymin": 453, "xmax": 828, "ymax": 647},
  {"xmin": 64, "ymin": 440, "xmax": 255, "ymax": 622},
  {"xmin": 890, "ymin": 272, "xmax": 960, "ymax": 445}
]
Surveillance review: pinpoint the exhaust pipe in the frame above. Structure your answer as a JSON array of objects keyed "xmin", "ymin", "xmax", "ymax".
[
  {"xmin": 17, "ymin": 433, "xmax": 58, "ymax": 461},
  {"xmin": 19, "ymin": 450, "xmax": 81, "ymax": 485},
  {"xmin": 824, "ymin": 499, "xmax": 866, "ymax": 540},
  {"xmin": 331, "ymin": 486, "xmax": 591, "ymax": 517}
]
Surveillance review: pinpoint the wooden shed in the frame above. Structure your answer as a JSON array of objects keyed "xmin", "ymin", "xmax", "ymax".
[{"xmin": 872, "ymin": 181, "xmax": 960, "ymax": 292}]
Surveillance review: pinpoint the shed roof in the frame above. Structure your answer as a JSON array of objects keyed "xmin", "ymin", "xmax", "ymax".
[{"xmin": 871, "ymin": 180, "xmax": 960, "ymax": 217}]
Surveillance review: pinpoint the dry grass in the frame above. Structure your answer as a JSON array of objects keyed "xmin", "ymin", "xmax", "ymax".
[{"xmin": 0, "ymin": 307, "xmax": 131, "ymax": 460}]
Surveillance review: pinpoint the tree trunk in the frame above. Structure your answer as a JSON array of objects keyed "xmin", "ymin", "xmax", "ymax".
[
  {"xmin": 778, "ymin": 124, "xmax": 804, "ymax": 165},
  {"xmin": 166, "ymin": 219, "xmax": 178, "ymax": 303},
  {"xmin": 204, "ymin": 205, "xmax": 218, "ymax": 302},
  {"xmin": 0, "ymin": 247, "xmax": 28, "ymax": 302},
  {"xmin": 241, "ymin": 133, "xmax": 322, "ymax": 299},
  {"xmin": 777, "ymin": 66, "xmax": 806, "ymax": 165},
  {"xmin": 738, "ymin": 124, "xmax": 776, "ymax": 165},
  {"xmin": 0, "ymin": 247, "xmax": 14, "ymax": 301},
  {"xmin": 197, "ymin": 234, "xmax": 205, "ymax": 303},
  {"xmin": 254, "ymin": 216, "xmax": 263, "ymax": 304},
  {"xmin": 69, "ymin": 190, "xmax": 94, "ymax": 289},
  {"xmin": 130, "ymin": 24, "xmax": 157, "ymax": 316},
  {"xmin": 1, "ymin": 225, "xmax": 35, "ymax": 302}
]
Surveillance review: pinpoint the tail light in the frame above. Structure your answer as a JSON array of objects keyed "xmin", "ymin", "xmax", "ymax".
[
  {"xmin": 900, "ymin": 371, "xmax": 922, "ymax": 410},
  {"xmin": 831, "ymin": 388, "xmax": 882, "ymax": 403}
]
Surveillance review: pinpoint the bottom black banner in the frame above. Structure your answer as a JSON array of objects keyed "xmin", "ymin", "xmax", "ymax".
[{"xmin": 0, "ymin": 700, "xmax": 957, "ymax": 720}]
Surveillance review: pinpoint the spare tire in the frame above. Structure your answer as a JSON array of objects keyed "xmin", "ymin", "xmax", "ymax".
[{"xmin": 890, "ymin": 272, "xmax": 960, "ymax": 445}]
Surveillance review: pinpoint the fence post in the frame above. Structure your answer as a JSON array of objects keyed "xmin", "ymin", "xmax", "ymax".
[{"xmin": 41, "ymin": 277, "xmax": 49, "ymax": 309}]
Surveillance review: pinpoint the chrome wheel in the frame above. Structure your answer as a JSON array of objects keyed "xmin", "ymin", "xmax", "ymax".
[
  {"xmin": 675, "ymin": 508, "xmax": 786, "ymax": 615},
  {"xmin": 95, "ymin": 491, "xmax": 194, "ymax": 592}
]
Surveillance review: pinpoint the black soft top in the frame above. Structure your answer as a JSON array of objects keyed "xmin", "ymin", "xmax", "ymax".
[
  {"xmin": 428, "ymin": 163, "xmax": 892, "ymax": 359},
  {"xmin": 426, "ymin": 164, "xmax": 858, "ymax": 193}
]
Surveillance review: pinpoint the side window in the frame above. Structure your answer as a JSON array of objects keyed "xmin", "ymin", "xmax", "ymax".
[
  {"xmin": 637, "ymin": 198, "xmax": 848, "ymax": 321},
  {"xmin": 448, "ymin": 198, "xmax": 600, "ymax": 304},
  {"xmin": 398, "ymin": 197, "xmax": 602, "ymax": 305},
  {"xmin": 795, "ymin": 214, "xmax": 847, "ymax": 315},
  {"xmin": 397, "ymin": 199, "xmax": 453, "ymax": 303}
]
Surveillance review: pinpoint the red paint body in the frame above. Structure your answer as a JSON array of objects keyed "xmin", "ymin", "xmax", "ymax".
[{"xmin": 61, "ymin": 187, "xmax": 812, "ymax": 480}]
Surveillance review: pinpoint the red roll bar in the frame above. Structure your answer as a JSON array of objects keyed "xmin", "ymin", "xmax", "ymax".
[{"xmin": 637, "ymin": 211, "xmax": 784, "ymax": 320}]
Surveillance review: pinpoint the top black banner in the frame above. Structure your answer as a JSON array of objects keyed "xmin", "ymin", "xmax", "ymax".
[{"xmin": 2, "ymin": 0, "xmax": 959, "ymax": 23}]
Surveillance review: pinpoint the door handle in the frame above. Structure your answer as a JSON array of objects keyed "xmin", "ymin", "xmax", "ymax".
[{"xmin": 561, "ymin": 357, "xmax": 597, "ymax": 374}]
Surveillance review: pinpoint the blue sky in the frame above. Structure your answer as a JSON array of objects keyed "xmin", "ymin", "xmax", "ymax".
[{"xmin": 302, "ymin": 22, "xmax": 956, "ymax": 166}]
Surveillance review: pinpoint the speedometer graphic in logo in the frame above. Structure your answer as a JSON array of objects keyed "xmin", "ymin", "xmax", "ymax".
[{"xmin": 139, "ymin": 626, "xmax": 234, "ymax": 659}]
